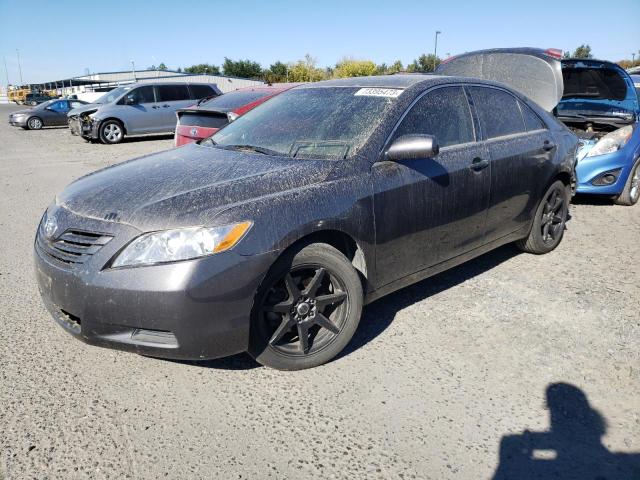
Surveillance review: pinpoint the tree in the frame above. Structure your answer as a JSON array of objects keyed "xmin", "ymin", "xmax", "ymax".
[
  {"xmin": 334, "ymin": 59, "xmax": 377, "ymax": 78},
  {"xmin": 407, "ymin": 54, "xmax": 441, "ymax": 73},
  {"xmin": 222, "ymin": 58, "xmax": 263, "ymax": 78},
  {"xmin": 570, "ymin": 44, "xmax": 593, "ymax": 59},
  {"xmin": 147, "ymin": 64, "xmax": 157, "ymax": 70},
  {"xmin": 287, "ymin": 55, "xmax": 326, "ymax": 82},
  {"xmin": 376, "ymin": 60, "xmax": 404, "ymax": 75},
  {"xmin": 158, "ymin": 63, "xmax": 168, "ymax": 71},
  {"xmin": 264, "ymin": 61, "xmax": 289, "ymax": 83},
  {"xmin": 184, "ymin": 63, "xmax": 220, "ymax": 75}
]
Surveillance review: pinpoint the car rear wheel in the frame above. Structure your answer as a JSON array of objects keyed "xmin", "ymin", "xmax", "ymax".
[
  {"xmin": 29, "ymin": 100, "xmax": 37, "ymax": 106},
  {"xmin": 614, "ymin": 158, "xmax": 640, "ymax": 206},
  {"xmin": 99, "ymin": 120, "xmax": 124, "ymax": 144},
  {"xmin": 27, "ymin": 117, "xmax": 43, "ymax": 130},
  {"xmin": 517, "ymin": 180, "xmax": 569, "ymax": 254},
  {"xmin": 248, "ymin": 243, "xmax": 363, "ymax": 370}
]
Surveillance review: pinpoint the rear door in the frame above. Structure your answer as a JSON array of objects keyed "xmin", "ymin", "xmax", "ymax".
[
  {"xmin": 373, "ymin": 85, "xmax": 490, "ymax": 284},
  {"xmin": 467, "ymin": 85, "xmax": 555, "ymax": 242},
  {"xmin": 156, "ymin": 84, "xmax": 193, "ymax": 131}
]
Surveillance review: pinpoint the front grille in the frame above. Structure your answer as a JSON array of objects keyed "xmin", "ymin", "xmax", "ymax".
[{"xmin": 37, "ymin": 229, "xmax": 113, "ymax": 265}]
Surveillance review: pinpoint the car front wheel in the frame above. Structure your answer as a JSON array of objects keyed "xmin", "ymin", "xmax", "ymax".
[
  {"xmin": 27, "ymin": 117, "xmax": 43, "ymax": 130},
  {"xmin": 614, "ymin": 158, "xmax": 640, "ymax": 206},
  {"xmin": 517, "ymin": 180, "xmax": 569, "ymax": 254},
  {"xmin": 99, "ymin": 120, "xmax": 124, "ymax": 144},
  {"xmin": 249, "ymin": 243, "xmax": 363, "ymax": 370}
]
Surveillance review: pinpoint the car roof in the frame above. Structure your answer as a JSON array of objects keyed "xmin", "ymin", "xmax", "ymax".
[
  {"xmin": 233, "ymin": 83, "xmax": 302, "ymax": 93},
  {"xmin": 299, "ymin": 74, "xmax": 438, "ymax": 89}
]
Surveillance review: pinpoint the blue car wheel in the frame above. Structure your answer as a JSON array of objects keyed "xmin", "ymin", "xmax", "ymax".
[{"xmin": 614, "ymin": 157, "xmax": 640, "ymax": 206}]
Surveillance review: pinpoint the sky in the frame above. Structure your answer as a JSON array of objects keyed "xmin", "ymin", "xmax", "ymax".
[{"xmin": 1, "ymin": 0, "xmax": 639, "ymax": 86}]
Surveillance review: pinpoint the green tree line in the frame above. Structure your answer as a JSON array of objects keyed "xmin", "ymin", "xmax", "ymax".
[{"xmin": 146, "ymin": 53, "xmax": 443, "ymax": 83}]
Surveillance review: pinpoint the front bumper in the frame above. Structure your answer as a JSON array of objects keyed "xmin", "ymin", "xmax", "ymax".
[
  {"xmin": 68, "ymin": 115, "xmax": 99, "ymax": 139},
  {"xmin": 575, "ymin": 148, "xmax": 635, "ymax": 195},
  {"xmin": 9, "ymin": 116, "xmax": 27, "ymax": 127},
  {"xmin": 34, "ymin": 206, "xmax": 277, "ymax": 360}
]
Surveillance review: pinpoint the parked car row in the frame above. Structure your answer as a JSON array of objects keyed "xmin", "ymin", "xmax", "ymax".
[{"xmin": 24, "ymin": 48, "xmax": 640, "ymax": 370}]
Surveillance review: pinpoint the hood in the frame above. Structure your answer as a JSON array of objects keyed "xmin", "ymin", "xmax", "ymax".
[
  {"xmin": 56, "ymin": 144, "xmax": 333, "ymax": 231},
  {"xmin": 436, "ymin": 48, "xmax": 564, "ymax": 111},
  {"xmin": 556, "ymin": 60, "xmax": 639, "ymax": 125},
  {"xmin": 68, "ymin": 103, "xmax": 99, "ymax": 116},
  {"xmin": 9, "ymin": 109, "xmax": 33, "ymax": 116}
]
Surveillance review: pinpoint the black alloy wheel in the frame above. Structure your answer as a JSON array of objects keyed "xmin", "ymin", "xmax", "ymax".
[
  {"xmin": 517, "ymin": 180, "xmax": 569, "ymax": 254},
  {"xmin": 249, "ymin": 243, "xmax": 363, "ymax": 370}
]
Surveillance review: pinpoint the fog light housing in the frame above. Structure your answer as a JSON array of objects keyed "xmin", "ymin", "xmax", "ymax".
[{"xmin": 591, "ymin": 169, "xmax": 622, "ymax": 186}]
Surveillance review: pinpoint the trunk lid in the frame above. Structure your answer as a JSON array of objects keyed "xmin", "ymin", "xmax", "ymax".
[{"xmin": 436, "ymin": 48, "xmax": 564, "ymax": 111}]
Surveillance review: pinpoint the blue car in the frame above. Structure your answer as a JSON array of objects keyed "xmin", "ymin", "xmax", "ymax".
[{"xmin": 560, "ymin": 62, "xmax": 640, "ymax": 205}]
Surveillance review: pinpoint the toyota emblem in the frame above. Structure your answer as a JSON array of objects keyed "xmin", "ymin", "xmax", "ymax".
[{"xmin": 44, "ymin": 214, "xmax": 58, "ymax": 239}]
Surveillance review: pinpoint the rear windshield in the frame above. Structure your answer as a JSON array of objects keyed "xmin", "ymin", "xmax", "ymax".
[
  {"xmin": 201, "ymin": 90, "xmax": 274, "ymax": 110},
  {"xmin": 562, "ymin": 67, "xmax": 627, "ymax": 101}
]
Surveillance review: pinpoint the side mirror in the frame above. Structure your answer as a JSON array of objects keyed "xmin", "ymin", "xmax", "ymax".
[
  {"xmin": 124, "ymin": 94, "xmax": 138, "ymax": 105},
  {"xmin": 385, "ymin": 134, "xmax": 439, "ymax": 161}
]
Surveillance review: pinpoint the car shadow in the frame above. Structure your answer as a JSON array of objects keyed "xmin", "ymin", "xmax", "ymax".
[
  {"xmin": 492, "ymin": 382, "xmax": 640, "ymax": 479},
  {"xmin": 166, "ymin": 352, "xmax": 260, "ymax": 371},
  {"xmin": 571, "ymin": 194, "xmax": 615, "ymax": 206},
  {"xmin": 338, "ymin": 243, "xmax": 521, "ymax": 359}
]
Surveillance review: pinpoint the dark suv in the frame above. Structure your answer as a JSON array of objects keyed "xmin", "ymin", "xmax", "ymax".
[{"xmin": 35, "ymin": 75, "xmax": 577, "ymax": 370}]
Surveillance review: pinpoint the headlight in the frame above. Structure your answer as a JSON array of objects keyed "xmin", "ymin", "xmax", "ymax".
[
  {"xmin": 112, "ymin": 221, "xmax": 252, "ymax": 268},
  {"xmin": 585, "ymin": 125, "xmax": 633, "ymax": 158}
]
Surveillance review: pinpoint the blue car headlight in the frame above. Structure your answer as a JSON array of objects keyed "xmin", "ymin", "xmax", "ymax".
[{"xmin": 585, "ymin": 125, "xmax": 633, "ymax": 158}]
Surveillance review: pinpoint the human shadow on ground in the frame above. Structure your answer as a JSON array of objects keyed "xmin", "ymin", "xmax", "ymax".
[{"xmin": 492, "ymin": 382, "xmax": 640, "ymax": 480}]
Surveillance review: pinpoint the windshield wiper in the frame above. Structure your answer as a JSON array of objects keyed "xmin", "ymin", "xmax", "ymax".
[{"xmin": 221, "ymin": 144, "xmax": 284, "ymax": 156}]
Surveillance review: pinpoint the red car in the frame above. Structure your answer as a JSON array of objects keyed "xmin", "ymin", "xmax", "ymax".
[{"xmin": 174, "ymin": 83, "xmax": 302, "ymax": 146}]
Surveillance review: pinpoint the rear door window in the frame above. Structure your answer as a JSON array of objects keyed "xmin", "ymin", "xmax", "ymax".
[
  {"xmin": 189, "ymin": 85, "xmax": 216, "ymax": 99},
  {"xmin": 69, "ymin": 100, "xmax": 85, "ymax": 109},
  {"xmin": 519, "ymin": 101, "xmax": 545, "ymax": 131},
  {"xmin": 469, "ymin": 87, "xmax": 526, "ymax": 139},
  {"xmin": 391, "ymin": 86, "xmax": 475, "ymax": 148},
  {"xmin": 157, "ymin": 85, "xmax": 190, "ymax": 102}
]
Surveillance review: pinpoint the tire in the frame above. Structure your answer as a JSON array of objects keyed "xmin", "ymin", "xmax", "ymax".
[
  {"xmin": 99, "ymin": 119, "xmax": 124, "ymax": 144},
  {"xmin": 30, "ymin": 100, "xmax": 37, "ymax": 106},
  {"xmin": 27, "ymin": 117, "xmax": 43, "ymax": 130},
  {"xmin": 614, "ymin": 157, "xmax": 640, "ymax": 206},
  {"xmin": 248, "ymin": 243, "xmax": 363, "ymax": 370},
  {"xmin": 517, "ymin": 180, "xmax": 570, "ymax": 254}
]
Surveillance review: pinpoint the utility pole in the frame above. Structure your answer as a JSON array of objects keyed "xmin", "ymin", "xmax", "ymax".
[
  {"xmin": 131, "ymin": 60, "xmax": 136, "ymax": 81},
  {"xmin": 633, "ymin": 53, "xmax": 636, "ymax": 62},
  {"xmin": 433, "ymin": 31, "xmax": 442, "ymax": 71},
  {"xmin": 3, "ymin": 56, "xmax": 9, "ymax": 86},
  {"xmin": 16, "ymin": 49, "xmax": 23, "ymax": 85}
]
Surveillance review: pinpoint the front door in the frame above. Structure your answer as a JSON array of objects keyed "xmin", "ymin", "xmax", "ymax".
[
  {"xmin": 120, "ymin": 85, "xmax": 163, "ymax": 134},
  {"xmin": 373, "ymin": 86, "xmax": 491, "ymax": 286}
]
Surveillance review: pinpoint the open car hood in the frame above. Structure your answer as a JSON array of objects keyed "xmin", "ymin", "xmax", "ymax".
[{"xmin": 436, "ymin": 48, "xmax": 564, "ymax": 112}]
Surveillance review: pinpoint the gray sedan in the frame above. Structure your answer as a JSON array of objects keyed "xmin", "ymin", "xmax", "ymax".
[{"xmin": 9, "ymin": 99, "xmax": 87, "ymax": 130}]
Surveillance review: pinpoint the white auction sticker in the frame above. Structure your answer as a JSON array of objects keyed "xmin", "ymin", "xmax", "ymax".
[{"xmin": 354, "ymin": 88, "xmax": 403, "ymax": 98}]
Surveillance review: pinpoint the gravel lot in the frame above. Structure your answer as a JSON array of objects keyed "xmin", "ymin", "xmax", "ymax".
[{"xmin": 1, "ymin": 102, "xmax": 638, "ymax": 479}]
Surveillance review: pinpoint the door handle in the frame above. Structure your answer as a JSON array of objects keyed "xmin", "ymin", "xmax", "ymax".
[
  {"xmin": 543, "ymin": 140, "xmax": 556, "ymax": 151},
  {"xmin": 469, "ymin": 157, "xmax": 490, "ymax": 172},
  {"xmin": 152, "ymin": 105, "xmax": 160, "ymax": 109},
  {"xmin": 162, "ymin": 104, "xmax": 171, "ymax": 108}
]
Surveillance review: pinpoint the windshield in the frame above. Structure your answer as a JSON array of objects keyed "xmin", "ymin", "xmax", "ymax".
[
  {"xmin": 94, "ymin": 86, "xmax": 130, "ymax": 104},
  {"xmin": 207, "ymin": 87, "xmax": 399, "ymax": 159},
  {"xmin": 201, "ymin": 90, "xmax": 274, "ymax": 110}
]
